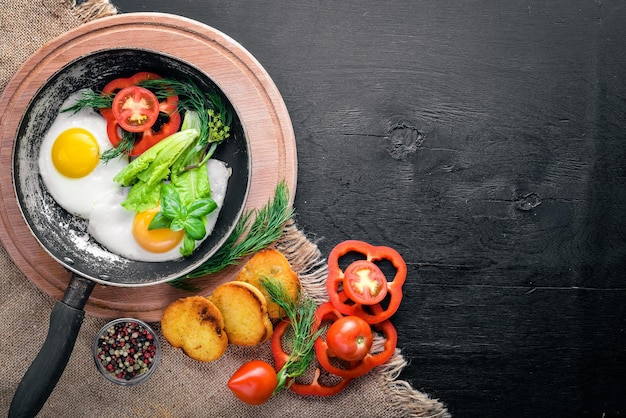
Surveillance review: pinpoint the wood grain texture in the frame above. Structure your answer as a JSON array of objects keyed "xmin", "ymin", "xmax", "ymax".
[
  {"xmin": 0, "ymin": 13, "xmax": 296, "ymax": 321},
  {"xmin": 41, "ymin": 1, "xmax": 626, "ymax": 416}
]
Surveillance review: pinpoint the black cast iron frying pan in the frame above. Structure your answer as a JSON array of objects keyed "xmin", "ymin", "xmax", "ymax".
[{"xmin": 8, "ymin": 49, "xmax": 250, "ymax": 417}]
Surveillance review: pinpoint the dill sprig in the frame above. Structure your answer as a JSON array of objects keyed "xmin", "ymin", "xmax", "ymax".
[
  {"xmin": 261, "ymin": 278, "xmax": 322, "ymax": 393},
  {"xmin": 168, "ymin": 180, "xmax": 293, "ymax": 289},
  {"xmin": 61, "ymin": 90, "xmax": 113, "ymax": 114},
  {"xmin": 101, "ymin": 130, "xmax": 136, "ymax": 163}
]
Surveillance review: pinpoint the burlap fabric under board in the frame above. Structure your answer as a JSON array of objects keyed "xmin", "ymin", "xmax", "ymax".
[{"xmin": 0, "ymin": 1, "xmax": 450, "ymax": 416}]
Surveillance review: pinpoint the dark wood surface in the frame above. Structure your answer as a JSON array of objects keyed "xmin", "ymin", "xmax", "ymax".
[{"xmin": 111, "ymin": 1, "xmax": 626, "ymax": 416}]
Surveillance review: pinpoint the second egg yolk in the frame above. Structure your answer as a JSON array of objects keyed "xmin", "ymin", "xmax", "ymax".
[
  {"xmin": 51, "ymin": 127, "xmax": 100, "ymax": 178},
  {"xmin": 132, "ymin": 207, "xmax": 185, "ymax": 253}
]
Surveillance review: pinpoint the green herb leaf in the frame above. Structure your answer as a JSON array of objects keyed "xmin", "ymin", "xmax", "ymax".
[
  {"xmin": 148, "ymin": 211, "xmax": 171, "ymax": 230},
  {"xmin": 187, "ymin": 198, "xmax": 217, "ymax": 218},
  {"xmin": 260, "ymin": 278, "xmax": 322, "ymax": 394},
  {"xmin": 61, "ymin": 89, "xmax": 113, "ymax": 114},
  {"xmin": 181, "ymin": 235, "xmax": 196, "ymax": 257},
  {"xmin": 183, "ymin": 217, "xmax": 207, "ymax": 240},
  {"xmin": 161, "ymin": 192, "xmax": 185, "ymax": 220}
]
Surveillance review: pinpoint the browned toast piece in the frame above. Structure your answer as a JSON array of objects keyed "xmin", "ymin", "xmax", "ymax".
[
  {"xmin": 235, "ymin": 248, "xmax": 300, "ymax": 319},
  {"xmin": 210, "ymin": 281, "xmax": 273, "ymax": 346},
  {"xmin": 161, "ymin": 296, "xmax": 228, "ymax": 362}
]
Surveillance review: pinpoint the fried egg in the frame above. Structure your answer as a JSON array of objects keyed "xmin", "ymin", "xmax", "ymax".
[
  {"xmin": 87, "ymin": 159, "xmax": 230, "ymax": 262},
  {"xmin": 38, "ymin": 90, "xmax": 129, "ymax": 219}
]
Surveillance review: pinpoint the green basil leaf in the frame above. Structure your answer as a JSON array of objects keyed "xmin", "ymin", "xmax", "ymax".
[
  {"xmin": 181, "ymin": 234, "xmax": 196, "ymax": 257},
  {"xmin": 161, "ymin": 194, "xmax": 184, "ymax": 220},
  {"xmin": 187, "ymin": 198, "xmax": 217, "ymax": 218},
  {"xmin": 170, "ymin": 218, "xmax": 186, "ymax": 232},
  {"xmin": 183, "ymin": 217, "xmax": 207, "ymax": 240},
  {"xmin": 148, "ymin": 211, "xmax": 171, "ymax": 230}
]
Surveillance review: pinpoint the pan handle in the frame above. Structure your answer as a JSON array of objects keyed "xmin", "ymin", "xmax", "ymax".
[{"xmin": 9, "ymin": 274, "xmax": 95, "ymax": 418}]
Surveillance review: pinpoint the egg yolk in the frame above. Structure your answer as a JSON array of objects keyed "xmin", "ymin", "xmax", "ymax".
[
  {"xmin": 51, "ymin": 127, "xmax": 100, "ymax": 178},
  {"xmin": 132, "ymin": 207, "xmax": 184, "ymax": 253}
]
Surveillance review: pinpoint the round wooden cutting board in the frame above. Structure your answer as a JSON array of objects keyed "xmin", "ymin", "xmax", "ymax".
[{"xmin": 0, "ymin": 13, "xmax": 296, "ymax": 321}]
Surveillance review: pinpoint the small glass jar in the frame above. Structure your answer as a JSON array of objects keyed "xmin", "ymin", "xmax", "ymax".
[{"xmin": 93, "ymin": 318, "xmax": 161, "ymax": 386}]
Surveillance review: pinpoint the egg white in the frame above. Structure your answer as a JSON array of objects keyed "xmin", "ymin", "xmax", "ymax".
[
  {"xmin": 38, "ymin": 90, "xmax": 129, "ymax": 219},
  {"xmin": 87, "ymin": 159, "xmax": 231, "ymax": 262}
]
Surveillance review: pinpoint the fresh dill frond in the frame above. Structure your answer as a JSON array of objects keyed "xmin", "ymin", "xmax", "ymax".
[
  {"xmin": 61, "ymin": 90, "xmax": 113, "ymax": 114},
  {"xmin": 101, "ymin": 131, "xmax": 136, "ymax": 162},
  {"xmin": 261, "ymin": 277, "xmax": 322, "ymax": 393},
  {"xmin": 168, "ymin": 180, "xmax": 292, "ymax": 289}
]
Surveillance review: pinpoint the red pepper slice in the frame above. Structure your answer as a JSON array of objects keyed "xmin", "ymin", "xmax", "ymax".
[
  {"xmin": 100, "ymin": 72, "xmax": 181, "ymax": 156},
  {"xmin": 326, "ymin": 240, "xmax": 407, "ymax": 324},
  {"xmin": 271, "ymin": 319, "xmax": 352, "ymax": 396},
  {"xmin": 111, "ymin": 86, "xmax": 160, "ymax": 132},
  {"xmin": 313, "ymin": 302, "xmax": 397, "ymax": 379}
]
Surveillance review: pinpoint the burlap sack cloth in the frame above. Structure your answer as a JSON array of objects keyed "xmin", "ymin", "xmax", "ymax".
[{"xmin": 0, "ymin": 1, "xmax": 450, "ymax": 416}]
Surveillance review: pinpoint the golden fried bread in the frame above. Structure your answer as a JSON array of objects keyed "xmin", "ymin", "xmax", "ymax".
[
  {"xmin": 161, "ymin": 296, "xmax": 228, "ymax": 362},
  {"xmin": 235, "ymin": 248, "xmax": 300, "ymax": 319},
  {"xmin": 210, "ymin": 281, "xmax": 273, "ymax": 346}
]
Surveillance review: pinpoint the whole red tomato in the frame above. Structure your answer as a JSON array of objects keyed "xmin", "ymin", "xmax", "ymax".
[
  {"xmin": 326, "ymin": 315, "xmax": 373, "ymax": 362},
  {"xmin": 228, "ymin": 360, "xmax": 278, "ymax": 405}
]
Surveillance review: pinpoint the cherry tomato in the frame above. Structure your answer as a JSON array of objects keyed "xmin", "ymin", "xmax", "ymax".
[
  {"xmin": 111, "ymin": 86, "xmax": 160, "ymax": 132},
  {"xmin": 227, "ymin": 360, "xmax": 278, "ymax": 405},
  {"xmin": 326, "ymin": 315, "xmax": 373, "ymax": 362}
]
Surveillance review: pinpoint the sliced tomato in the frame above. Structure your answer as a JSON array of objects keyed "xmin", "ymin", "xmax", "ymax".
[
  {"xmin": 111, "ymin": 86, "xmax": 159, "ymax": 132},
  {"xmin": 342, "ymin": 259, "xmax": 388, "ymax": 305},
  {"xmin": 100, "ymin": 72, "xmax": 181, "ymax": 156}
]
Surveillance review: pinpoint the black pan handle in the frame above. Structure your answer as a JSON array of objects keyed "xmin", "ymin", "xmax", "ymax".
[{"xmin": 9, "ymin": 274, "xmax": 95, "ymax": 418}]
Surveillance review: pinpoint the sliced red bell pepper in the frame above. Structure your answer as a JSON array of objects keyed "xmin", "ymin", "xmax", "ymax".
[
  {"xmin": 326, "ymin": 240, "xmax": 407, "ymax": 324},
  {"xmin": 313, "ymin": 302, "xmax": 397, "ymax": 379},
  {"xmin": 271, "ymin": 319, "xmax": 352, "ymax": 396}
]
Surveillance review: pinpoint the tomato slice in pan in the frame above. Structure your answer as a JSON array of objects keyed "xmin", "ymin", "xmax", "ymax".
[
  {"xmin": 100, "ymin": 72, "xmax": 181, "ymax": 156},
  {"xmin": 111, "ymin": 86, "xmax": 159, "ymax": 132}
]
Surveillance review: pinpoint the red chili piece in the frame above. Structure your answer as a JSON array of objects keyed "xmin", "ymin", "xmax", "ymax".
[
  {"xmin": 271, "ymin": 319, "xmax": 352, "ymax": 396},
  {"xmin": 326, "ymin": 240, "xmax": 407, "ymax": 324},
  {"xmin": 313, "ymin": 302, "xmax": 397, "ymax": 379}
]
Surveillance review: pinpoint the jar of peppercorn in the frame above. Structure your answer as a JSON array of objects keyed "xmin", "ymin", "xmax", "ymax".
[{"xmin": 93, "ymin": 318, "xmax": 161, "ymax": 385}]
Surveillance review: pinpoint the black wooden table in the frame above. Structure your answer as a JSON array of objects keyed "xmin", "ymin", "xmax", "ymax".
[{"xmin": 111, "ymin": 1, "xmax": 626, "ymax": 416}]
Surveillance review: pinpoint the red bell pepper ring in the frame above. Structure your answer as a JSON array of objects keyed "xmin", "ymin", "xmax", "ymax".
[
  {"xmin": 313, "ymin": 302, "xmax": 397, "ymax": 379},
  {"xmin": 271, "ymin": 319, "xmax": 352, "ymax": 396},
  {"xmin": 100, "ymin": 72, "xmax": 181, "ymax": 156},
  {"xmin": 326, "ymin": 240, "xmax": 407, "ymax": 324}
]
